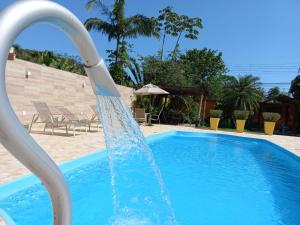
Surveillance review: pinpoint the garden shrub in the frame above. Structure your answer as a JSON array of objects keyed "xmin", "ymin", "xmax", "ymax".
[
  {"xmin": 233, "ymin": 110, "xmax": 250, "ymax": 120},
  {"xmin": 262, "ymin": 112, "xmax": 281, "ymax": 122},
  {"xmin": 210, "ymin": 109, "xmax": 223, "ymax": 118},
  {"xmin": 163, "ymin": 96, "xmax": 198, "ymax": 124}
]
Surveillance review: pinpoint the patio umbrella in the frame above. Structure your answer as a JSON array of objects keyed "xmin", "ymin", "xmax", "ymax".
[
  {"xmin": 134, "ymin": 83, "xmax": 169, "ymax": 96},
  {"xmin": 134, "ymin": 84, "xmax": 169, "ymax": 125}
]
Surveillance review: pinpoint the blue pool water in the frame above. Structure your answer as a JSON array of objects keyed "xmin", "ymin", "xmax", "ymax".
[{"xmin": 0, "ymin": 131, "xmax": 300, "ymax": 225}]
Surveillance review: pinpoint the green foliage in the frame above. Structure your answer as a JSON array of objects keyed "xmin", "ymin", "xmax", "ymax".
[
  {"xmin": 180, "ymin": 49, "xmax": 227, "ymax": 84},
  {"xmin": 163, "ymin": 96, "xmax": 198, "ymax": 124},
  {"xmin": 233, "ymin": 110, "xmax": 250, "ymax": 120},
  {"xmin": 133, "ymin": 96, "xmax": 151, "ymax": 111},
  {"xmin": 142, "ymin": 56, "xmax": 188, "ymax": 87},
  {"xmin": 263, "ymin": 112, "xmax": 281, "ymax": 122},
  {"xmin": 156, "ymin": 6, "xmax": 180, "ymax": 37},
  {"xmin": 133, "ymin": 95, "xmax": 198, "ymax": 124},
  {"xmin": 267, "ymin": 86, "xmax": 281, "ymax": 99},
  {"xmin": 171, "ymin": 15, "xmax": 203, "ymax": 59},
  {"xmin": 156, "ymin": 6, "xmax": 203, "ymax": 60},
  {"xmin": 142, "ymin": 48, "xmax": 227, "ymax": 96},
  {"xmin": 289, "ymin": 75, "xmax": 300, "ymax": 99},
  {"xmin": 141, "ymin": 48, "xmax": 228, "ymax": 124},
  {"xmin": 210, "ymin": 109, "xmax": 223, "ymax": 118},
  {"xmin": 180, "ymin": 48, "xmax": 227, "ymax": 101},
  {"xmin": 220, "ymin": 75, "xmax": 263, "ymax": 129},
  {"xmin": 208, "ymin": 75, "xmax": 233, "ymax": 102},
  {"xmin": 13, "ymin": 45, "xmax": 85, "ymax": 75},
  {"xmin": 106, "ymin": 41, "xmax": 133, "ymax": 86},
  {"xmin": 223, "ymin": 75, "xmax": 264, "ymax": 112},
  {"xmin": 126, "ymin": 57, "xmax": 143, "ymax": 89},
  {"xmin": 84, "ymin": 0, "xmax": 158, "ymax": 85}
]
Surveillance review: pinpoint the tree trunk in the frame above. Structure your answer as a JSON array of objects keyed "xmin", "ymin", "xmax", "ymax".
[
  {"xmin": 296, "ymin": 103, "xmax": 300, "ymax": 133},
  {"xmin": 172, "ymin": 31, "xmax": 183, "ymax": 59},
  {"xmin": 202, "ymin": 97, "xmax": 207, "ymax": 126},
  {"xmin": 160, "ymin": 33, "xmax": 166, "ymax": 61},
  {"xmin": 198, "ymin": 94, "xmax": 204, "ymax": 125},
  {"xmin": 115, "ymin": 36, "xmax": 121, "ymax": 64}
]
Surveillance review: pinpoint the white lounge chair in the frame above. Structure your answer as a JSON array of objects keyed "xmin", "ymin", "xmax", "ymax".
[
  {"xmin": 29, "ymin": 101, "xmax": 68, "ymax": 135},
  {"xmin": 56, "ymin": 107, "xmax": 90, "ymax": 135},
  {"xmin": 89, "ymin": 105, "xmax": 102, "ymax": 131}
]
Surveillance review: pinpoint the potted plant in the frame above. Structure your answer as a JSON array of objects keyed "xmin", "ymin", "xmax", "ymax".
[
  {"xmin": 209, "ymin": 109, "xmax": 223, "ymax": 130},
  {"xmin": 262, "ymin": 112, "xmax": 281, "ymax": 135},
  {"xmin": 233, "ymin": 110, "xmax": 250, "ymax": 133}
]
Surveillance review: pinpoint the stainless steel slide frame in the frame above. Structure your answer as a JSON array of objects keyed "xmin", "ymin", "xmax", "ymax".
[{"xmin": 0, "ymin": 1, "xmax": 120, "ymax": 224}]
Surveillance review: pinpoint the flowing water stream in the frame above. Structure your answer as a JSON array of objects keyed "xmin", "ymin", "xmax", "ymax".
[{"xmin": 96, "ymin": 96, "xmax": 178, "ymax": 225}]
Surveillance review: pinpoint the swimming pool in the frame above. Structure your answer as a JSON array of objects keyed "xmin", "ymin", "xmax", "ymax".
[{"xmin": 0, "ymin": 131, "xmax": 300, "ymax": 225}]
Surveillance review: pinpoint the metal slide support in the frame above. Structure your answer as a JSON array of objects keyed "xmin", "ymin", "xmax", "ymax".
[{"xmin": 0, "ymin": 1, "xmax": 120, "ymax": 224}]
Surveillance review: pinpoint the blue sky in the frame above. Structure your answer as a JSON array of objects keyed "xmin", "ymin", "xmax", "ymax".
[{"xmin": 1, "ymin": 0, "xmax": 300, "ymax": 91}]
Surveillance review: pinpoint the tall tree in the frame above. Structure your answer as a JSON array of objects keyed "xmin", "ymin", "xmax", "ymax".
[
  {"xmin": 156, "ymin": 6, "xmax": 202, "ymax": 60},
  {"xmin": 290, "ymin": 75, "xmax": 300, "ymax": 99},
  {"xmin": 179, "ymin": 48, "xmax": 226, "ymax": 124},
  {"xmin": 84, "ymin": 0, "xmax": 158, "ymax": 85},
  {"xmin": 289, "ymin": 75, "xmax": 300, "ymax": 131},
  {"xmin": 171, "ymin": 15, "xmax": 202, "ymax": 59},
  {"xmin": 156, "ymin": 6, "xmax": 179, "ymax": 60},
  {"xmin": 180, "ymin": 48, "xmax": 227, "ymax": 101},
  {"xmin": 142, "ymin": 56, "xmax": 187, "ymax": 87},
  {"xmin": 223, "ymin": 75, "xmax": 264, "ymax": 112}
]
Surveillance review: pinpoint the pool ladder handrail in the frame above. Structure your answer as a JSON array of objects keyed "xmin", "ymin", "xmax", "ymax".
[
  {"xmin": 0, "ymin": 209, "xmax": 16, "ymax": 225},
  {"xmin": 0, "ymin": 1, "xmax": 120, "ymax": 225}
]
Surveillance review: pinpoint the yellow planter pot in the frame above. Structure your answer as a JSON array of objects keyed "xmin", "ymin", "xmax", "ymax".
[
  {"xmin": 236, "ymin": 120, "xmax": 246, "ymax": 133},
  {"xmin": 264, "ymin": 121, "xmax": 276, "ymax": 135},
  {"xmin": 210, "ymin": 118, "xmax": 220, "ymax": 130}
]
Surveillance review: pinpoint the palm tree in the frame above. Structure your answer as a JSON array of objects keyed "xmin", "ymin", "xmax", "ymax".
[
  {"xmin": 224, "ymin": 75, "xmax": 264, "ymax": 112},
  {"xmin": 126, "ymin": 57, "xmax": 143, "ymax": 89},
  {"xmin": 84, "ymin": 0, "xmax": 158, "ymax": 84}
]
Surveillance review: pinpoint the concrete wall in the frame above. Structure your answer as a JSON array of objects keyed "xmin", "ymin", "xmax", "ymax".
[{"xmin": 5, "ymin": 59, "xmax": 134, "ymax": 124}]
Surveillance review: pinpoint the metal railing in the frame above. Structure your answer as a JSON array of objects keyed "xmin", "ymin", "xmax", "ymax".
[{"xmin": 0, "ymin": 1, "xmax": 120, "ymax": 224}]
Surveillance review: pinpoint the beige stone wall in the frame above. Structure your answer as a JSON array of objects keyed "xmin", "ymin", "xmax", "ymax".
[{"xmin": 5, "ymin": 59, "xmax": 134, "ymax": 124}]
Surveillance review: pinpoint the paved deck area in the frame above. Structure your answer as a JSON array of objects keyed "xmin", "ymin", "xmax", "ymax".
[{"xmin": 1, "ymin": 124, "xmax": 300, "ymax": 185}]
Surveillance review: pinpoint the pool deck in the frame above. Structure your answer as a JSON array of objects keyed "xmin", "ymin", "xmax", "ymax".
[{"xmin": 1, "ymin": 124, "xmax": 300, "ymax": 185}]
